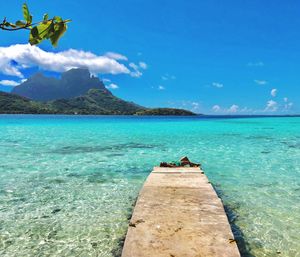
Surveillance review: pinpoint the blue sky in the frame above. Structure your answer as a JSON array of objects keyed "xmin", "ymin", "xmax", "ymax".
[{"xmin": 0, "ymin": 0, "xmax": 299, "ymax": 114}]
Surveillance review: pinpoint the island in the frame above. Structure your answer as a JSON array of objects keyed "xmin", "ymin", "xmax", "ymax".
[{"xmin": 0, "ymin": 69, "xmax": 197, "ymax": 116}]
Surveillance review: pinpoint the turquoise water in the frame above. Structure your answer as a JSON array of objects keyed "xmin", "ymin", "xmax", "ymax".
[{"xmin": 0, "ymin": 115, "xmax": 299, "ymax": 257}]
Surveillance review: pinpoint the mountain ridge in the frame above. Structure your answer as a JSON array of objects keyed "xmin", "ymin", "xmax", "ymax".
[
  {"xmin": 12, "ymin": 68, "xmax": 110, "ymax": 101},
  {"xmin": 1, "ymin": 69, "xmax": 196, "ymax": 116},
  {"xmin": 0, "ymin": 90, "xmax": 196, "ymax": 115}
]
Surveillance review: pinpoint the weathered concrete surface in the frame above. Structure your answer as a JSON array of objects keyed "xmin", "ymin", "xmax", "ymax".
[{"xmin": 121, "ymin": 167, "xmax": 240, "ymax": 257}]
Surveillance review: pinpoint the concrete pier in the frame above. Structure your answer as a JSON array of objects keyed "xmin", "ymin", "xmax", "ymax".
[{"xmin": 121, "ymin": 167, "xmax": 240, "ymax": 257}]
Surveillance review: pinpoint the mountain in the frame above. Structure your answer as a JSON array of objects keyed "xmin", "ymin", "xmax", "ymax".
[
  {"xmin": 1, "ymin": 68, "xmax": 197, "ymax": 115},
  {"xmin": 0, "ymin": 90, "xmax": 196, "ymax": 115},
  {"xmin": 0, "ymin": 91, "xmax": 52, "ymax": 114},
  {"xmin": 12, "ymin": 68, "xmax": 110, "ymax": 101},
  {"xmin": 0, "ymin": 89, "xmax": 144, "ymax": 115},
  {"xmin": 49, "ymin": 88, "xmax": 144, "ymax": 115}
]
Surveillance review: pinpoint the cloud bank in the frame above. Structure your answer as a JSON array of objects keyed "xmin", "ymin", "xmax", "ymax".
[
  {"xmin": 212, "ymin": 104, "xmax": 239, "ymax": 113},
  {"xmin": 0, "ymin": 80, "xmax": 20, "ymax": 86},
  {"xmin": 0, "ymin": 44, "xmax": 137, "ymax": 78}
]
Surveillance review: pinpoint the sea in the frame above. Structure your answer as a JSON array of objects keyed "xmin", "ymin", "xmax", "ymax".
[{"xmin": 0, "ymin": 115, "xmax": 299, "ymax": 257}]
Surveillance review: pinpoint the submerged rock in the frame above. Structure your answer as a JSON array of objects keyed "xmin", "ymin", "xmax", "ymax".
[{"xmin": 51, "ymin": 208, "xmax": 61, "ymax": 214}]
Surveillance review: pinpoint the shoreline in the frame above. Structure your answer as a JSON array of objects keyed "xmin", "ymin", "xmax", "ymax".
[{"xmin": 0, "ymin": 113, "xmax": 300, "ymax": 118}]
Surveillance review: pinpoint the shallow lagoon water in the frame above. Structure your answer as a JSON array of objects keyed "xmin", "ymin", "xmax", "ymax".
[{"xmin": 0, "ymin": 115, "xmax": 299, "ymax": 257}]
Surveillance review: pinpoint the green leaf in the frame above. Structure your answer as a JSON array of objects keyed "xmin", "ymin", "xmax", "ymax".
[
  {"xmin": 10, "ymin": 23, "xmax": 16, "ymax": 28},
  {"xmin": 43, "ymin": 14, "xmax": 48, "ymax": 23},
  {"xmin": 3, "ymin": 22, "xmax": 16, "ymax": 28},
  {"xmin": 50, "ymin": 22, "xmax": 67, "ymax": 47},
  {"xmin": 16, "ymin": 20, "xmax": 26, "ymax": 27},
  {"xmin": 29, "ymin": 21, "xmax": 53, "ymax": 45},
  {"xmin": 29, "ymin": 35, "xmax": 41, "ymax": 45},
  {"xmin": 22, "ymin": 3, "xmax": 31, "ymax": 24},
  {"xmin": 31, "ymin": 27, "xmax": 39, "ymax": 38},
  {"xmin": 29, "ymin": 27, "xmax": 41, "ymax": 45},
  {"xmin": 53, "ymin": 16, "xmax": 63, "ymax": 23}
]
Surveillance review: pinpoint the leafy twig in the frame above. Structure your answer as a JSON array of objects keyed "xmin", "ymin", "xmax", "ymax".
[{"xmin": 0, "ymin": 3, "xmax": 71, "ymax": 47}]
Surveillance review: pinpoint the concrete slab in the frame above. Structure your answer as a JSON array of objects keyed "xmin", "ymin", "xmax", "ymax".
[{"xmin": 121, "ymin": 167, "xmax": 240, "ymax": 257}]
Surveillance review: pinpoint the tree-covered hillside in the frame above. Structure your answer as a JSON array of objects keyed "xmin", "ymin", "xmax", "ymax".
[{"xmin": 1, "ymin": 68, "xmax": 196, "ymax": 115}]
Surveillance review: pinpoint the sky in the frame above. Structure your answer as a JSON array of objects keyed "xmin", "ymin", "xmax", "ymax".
[{"xmin": 0, "ymin": 0, "xmax": 299, "ymax": 114}]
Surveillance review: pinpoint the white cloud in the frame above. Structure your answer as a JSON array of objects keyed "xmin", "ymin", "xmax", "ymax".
[
  {"xmin": 105, "ymin": 83, "xmax": 119, "ymax": 90},
  {"xmin": 285, "ymin": 102, "xmax": 293, "ymax": 110},
  {"xmin": 271, "ymin": 88, "xmax": 277, "ymax": 97},
  {"xmin": 248, "ymin": 61, "xmax": 264, "ymax": 67},
  {"xmin": 211, "ymin": 104, "xmax": 255, "ymax": 114},
  {"xmin": 129, "ymin": 62, "xmax": 143, "ymax": 78},
  {"xmin": 130, "ymin": 70, "xmax": 142, "ymax": 78},
  {"xmin": 161, "ymin": 74, "xmax": 176, "ymax": 81},
  {"xmin": 0, "ymin": 79, "xmax": 20, "ymax": 86},
  {"xmin": 265, "ymin": 100, "xmax": 278, "ymax": 112},
  {"xmin": 228, "ymin": 104, "xmax": 239, "ymax": 113},
  {"xmin": 167, "ymin": 100, "xmax": 201, "ymax": 113},
  {"xmin": 283, "ymin": 97, "xmax": 293, "ymax": 110},
  {"xmin": 102, "ymin": 78, "xmax": 111, "ymax": 83},
  {"xmin": 0, "ymin": 44, "xmax": 131, "ymax": 78},
  {"xmin": 129, "ymin": 62, "xmax": 138, "ymax": 70},
  {"xmin": 254, "ymin": 80, "xmax": 267, "ymax": 85},
  {"xmin": 191, "ymin": 102, "xmax": 200, "ymax": 112},
  {"xmin": 104, "ymin": 52, "xmax": 128, "ymax": 61},
  {"xmin": 212, "ymin": 105, "xmax": 221, "ymax": 112},
  {"xmin": 158, "ymin": 85, "xmax": 165, "ymax": 90},
  {"xmin": 240, "ymin": 107, "xmax": 253, "ymax": 113},
  {"xmin": 212, "ymin": 82, "xmax": 223, "ymax": 88},
  {"xmin": 210, "ymin": 100, "xmax": 294, "ymax": 114},
  {"xmin": 139, "ymin": 62, "xmax": 147, "ymax": 69}
]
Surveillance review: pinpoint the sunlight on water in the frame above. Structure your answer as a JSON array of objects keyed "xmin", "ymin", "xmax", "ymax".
[{"xmin": 0, "ymin": 115, "xmax": 299, "ymax": 257}]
